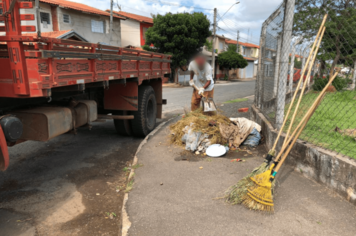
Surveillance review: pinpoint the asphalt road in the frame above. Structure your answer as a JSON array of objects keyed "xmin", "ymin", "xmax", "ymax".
[
  {"xmin": 163, "ymin": 81, "xmax": 256, "ymax": 114},
  {"xmin": 0, "ymin": 81, "xmax": 255, "ymax": 236}
]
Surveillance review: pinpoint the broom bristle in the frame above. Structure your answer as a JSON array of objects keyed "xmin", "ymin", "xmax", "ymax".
[
  {"xmin": 225, "ymin": 162, "xmax": 269, "ymax": 204},
  {"xmin": 241, "ymin": 166, "xmax": 274, "ymax": 213}
]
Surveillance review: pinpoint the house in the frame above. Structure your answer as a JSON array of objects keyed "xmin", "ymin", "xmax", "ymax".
[
  {"xmin": 207, "ymin": 34, "xmax": 228, "ymax": 54},
  {"xmin": 109, "ymin": 11, "xmax": 153, "ymax": 47},
  {"xmin": 225, "ymin": 39, "xmax": 260, "ymax": 79},
  {"xmin": 1, "ymin": 0, "xmax": 125, "ymax": 46}
]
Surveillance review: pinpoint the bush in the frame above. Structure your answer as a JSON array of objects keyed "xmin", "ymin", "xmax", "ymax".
[
  {"xmin": 312, "ymin": 78, "xmax": 328, "ymax": 91},
  {"xmin": 312, "ymin": 76, "xmax": 349, "ymax": 91},
  {"xmin": 333, "ymin": 76, "xmax": 349, "ymax": 91}
]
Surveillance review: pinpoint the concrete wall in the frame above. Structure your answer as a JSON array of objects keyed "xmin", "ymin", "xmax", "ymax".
[
  {"xmin": 120, "ymin": 18, "xmax": 140, "ymax": 47},
  {"xmin": 250, "ymin": 105, "xmax": 356, "ymax": 206},
  {"xmin": 57, "ymin": 8, "xmax": 121, "ymax": 46}
]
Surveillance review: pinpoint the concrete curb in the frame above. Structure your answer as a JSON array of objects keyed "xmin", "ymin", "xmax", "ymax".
[
  {"xmin": 250, "ymin": 105, "xmax": 356, "ymax": 206},
  {"xmin": 120, "ymin": 117, "xmax": 176, "ymax": 236}
]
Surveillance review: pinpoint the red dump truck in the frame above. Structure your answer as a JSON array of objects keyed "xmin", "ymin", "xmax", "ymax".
[{"xmin": 0, "ymin": 0, "xmax": 171, "ymax": 171}]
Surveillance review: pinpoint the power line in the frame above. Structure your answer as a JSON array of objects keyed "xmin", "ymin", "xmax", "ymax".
[{"xmin": 216, "ymin": 13, "xmax": 259, "ymax": 45}]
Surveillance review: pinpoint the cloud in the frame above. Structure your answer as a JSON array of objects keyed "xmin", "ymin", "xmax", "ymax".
[{"xmin": 67, "ymin": 0, "xmax": 283, "ymax": 44}]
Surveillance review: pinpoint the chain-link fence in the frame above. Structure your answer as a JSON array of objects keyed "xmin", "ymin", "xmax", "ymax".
[
  {"xmin": 256, "ymin": 0, "xmax": 356, "ymax": 159},
  {"xmin": 256, "ymin": 2, "xmax": 286, "ymax": 125}
]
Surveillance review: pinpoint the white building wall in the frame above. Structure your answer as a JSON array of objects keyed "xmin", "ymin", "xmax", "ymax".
[
  {"xmin": 120, "ymin": 19, "xmax": 140, "ymax": 47},
  {"xmin": 57, "ymin": 8, "xmax": 121, "ymax": 46}
]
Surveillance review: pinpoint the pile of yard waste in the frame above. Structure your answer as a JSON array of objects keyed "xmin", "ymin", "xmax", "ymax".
[{"xmin": 170, "ymin": 109, "xmax": 262, "ymax": 155}]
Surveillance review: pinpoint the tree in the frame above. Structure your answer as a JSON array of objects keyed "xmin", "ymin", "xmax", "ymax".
[
  {"xmin": 144, "ymin": 12, "xmax": 211, "ymax": 69},
  {"xmin": 204, "ymin": 39, "xmax": 213, "ymax": 52},
  {"xmin": 293, "ymin": 0, "xmax": 356, "ymax": 77},
  {"xmin": 217, "ymin": 44, "xmax": 248, "ymax": 70}
]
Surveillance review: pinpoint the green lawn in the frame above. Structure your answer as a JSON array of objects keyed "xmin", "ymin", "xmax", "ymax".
[{"xmin": 284, "ymin": 91, "xmax": 356, "ymax": 159}]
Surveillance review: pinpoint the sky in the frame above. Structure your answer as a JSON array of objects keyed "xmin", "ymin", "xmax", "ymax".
[{"xmin": 74, "ymin": 0, "xmax": 284, "ymax": 45}]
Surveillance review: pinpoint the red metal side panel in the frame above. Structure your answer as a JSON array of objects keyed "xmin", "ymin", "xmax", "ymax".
[
  {"xmin": 104, "ymin": 82, "xmax": 138, "ymax": 111},
  {"xmin": 139, "ymin": 61, "xmax": 151, "ymax": 77},
  {"xmin": 53, "ymin": 60, "xmax": 94, "ymax": 86},
  {"xmin": 0, "ymin": 125, "xmax": 9, "ymax": 171},
  {"xmin": 162, "ymin": 62, "xmax": 170, "ymax": 75},
  {"xmin": 121, "ymin": 61, "xmax": 138, "ymax": 78},
  {"xmin": 152, "ymin": 62, "xmax": 162, "ymax": 77},
  {"xmin": 95, "ymin": 60, "xmax": 120, "ymax": 81}
]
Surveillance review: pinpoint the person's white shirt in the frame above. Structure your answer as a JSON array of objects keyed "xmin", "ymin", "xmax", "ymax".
[{"xmin": 188, "ymin": 60, "xmax": 214, "ymax": 91}]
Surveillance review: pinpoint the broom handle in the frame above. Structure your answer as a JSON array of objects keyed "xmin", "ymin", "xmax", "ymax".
[
  {"xmin": 273, "ymin": 26, "xmax": 326, "ymax": 162},
  {"xmin": 274, "ymin": 71, "xmax": 339, "ymax": 164},
  {"xmin": 272, "ymin": 93, "xmax": 325, "ymax": 174},
  {"xmin": 271, "ymin": 14, "xmax": 328, "ymax": 152},
  {"xmin": 273, "ymin": 71, "xmax": 339, "ymax": 173},
  {"xmin": 282, "ymin": 26, "xmax": 326, "ymax": 148}
]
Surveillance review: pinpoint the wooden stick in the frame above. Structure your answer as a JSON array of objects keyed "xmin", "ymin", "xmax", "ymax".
[
  {"xmin": 282, "ymin": 26, "xmax": 326, "ymax": 148},
  {"xmin": 270, "ymin": 14, "xmax": 328, "ymax": 152},
  {"xmin": 273, "ymin": 70, "xmax": 339, "ymax": 168},
  {"xmin": 273, "ymin": 92, "xmax": 326, "ymax": 173}
]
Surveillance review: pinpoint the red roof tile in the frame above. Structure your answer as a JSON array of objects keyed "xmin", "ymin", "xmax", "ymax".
[
  {"xmin": 22, "ymin": 30, "xmax": 71, "ymax": 38},
  {"xmin": 110, "ymin": 11, "xmax": 153, "ymax": 24},
  {"xmin": 244, "ymin": 57, "xmax": 257, "ymax": 61},
  {"xmin": 226, "ymin": 39, "xmax": 260, "ymax": 49},
  {"xmin": 39, "ymin": 0, "xmax": 125, "ymax": 19}
]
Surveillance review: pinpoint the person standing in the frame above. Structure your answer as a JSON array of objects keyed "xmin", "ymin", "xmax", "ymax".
[{"xmin": 188, "ymin": 55, "xmax": 215, "ymax": 111}]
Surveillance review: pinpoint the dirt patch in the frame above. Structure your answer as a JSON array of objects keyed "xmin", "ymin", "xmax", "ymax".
[{"xmin": 60, "ymin": 142, "xmax": 139, "ymax": 236}]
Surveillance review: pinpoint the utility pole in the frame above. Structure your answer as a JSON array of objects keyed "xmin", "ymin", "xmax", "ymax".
[
  {"xmin": 211, "ymin": 8, "xmax": 217, "ymax": 78},
  {"xmin": 236, "ymin": 30, "xmax": 239, "ymax": 53},
  {"xmin": 109, "ymin": 0, "xmax": 113, "ymax": 44}
]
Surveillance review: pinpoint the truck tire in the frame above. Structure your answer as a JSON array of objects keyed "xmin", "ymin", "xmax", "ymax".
[
  {"xmin": 131, "ymin": 86, "xmax": 157, "ymax": 137},
  {"xmin": 113, "ymin": 111, "xmax": 132, "ymax": 136}
]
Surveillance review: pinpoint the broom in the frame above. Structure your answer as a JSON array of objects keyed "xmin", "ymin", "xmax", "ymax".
[
  {"xmin": 225, "ymin": 16, "xmax": 328, "ymax": 205},
  {"xmin": 242, "ymin": 70, "xmax": 340, "ymax": 213}
]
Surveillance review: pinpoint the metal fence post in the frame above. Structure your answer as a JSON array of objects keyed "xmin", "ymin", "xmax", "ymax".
[
  {"xmin": 273, "ymin": 36, "xmax": 282, "ymax": 97},
  {"xmin": 275, "ymin": 0, "xmax": 295, "ymax": 129},
  {"xmin": 351, "ymin": 61, "xmax": 356, "ymax": 90},
  {"xmin": 255, "ymin": 7, "xmax": 282, "ymax": 108},
  {"xmin": 255, "ymin": 25, "xmax": 267, "ymax": 108}
]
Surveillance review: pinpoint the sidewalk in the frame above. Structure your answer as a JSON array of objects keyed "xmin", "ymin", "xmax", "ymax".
[{"xmin": 125, "ymin": 120, "xmax": 356, "ymax": 236}]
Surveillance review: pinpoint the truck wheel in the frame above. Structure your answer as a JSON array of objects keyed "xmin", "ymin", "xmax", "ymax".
[
  {"xmin": 131, "ymin": 86, "xmax": 157, "ymax": 137},
  {"xmin": 114, "ymin": 111, "xmax": 132, "ymax": 136}
]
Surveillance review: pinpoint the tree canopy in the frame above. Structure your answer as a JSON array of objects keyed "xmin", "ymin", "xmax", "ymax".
[
  {"xmin": 217, "ymin": 44, "xmax": 248, "ymax": 70},
  {"xmin": 293, "ymin": 0, "xmax": 356, "ymax": 75},
  {"xmin": 143, "ymin": 12, "xmax": 211, "ymax": 68}
]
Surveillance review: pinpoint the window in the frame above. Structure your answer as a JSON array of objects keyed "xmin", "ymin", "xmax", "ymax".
[
  {"xmin": 0, "ymin": 9, "xmax": 3, "ymax": 23},
  {"xmin": 142, "ymin": 27, "xmax": 148, "ymax": 40},
  {"xmin": 219, "ymin": 41, "xmax": 224, "ymax": 50},
  {"xmin": 63, "ymin": 14, "xmax": 70, "ymax": 23},
  {"xmin": 91, "ymin": 20, "xmax": 104, "ymax": 33},
  {"xmin": 40, "ymin": 12, "xmax": 50, "ymax": 24}
]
